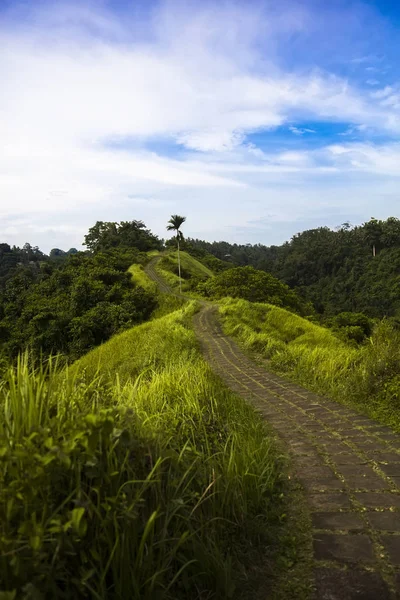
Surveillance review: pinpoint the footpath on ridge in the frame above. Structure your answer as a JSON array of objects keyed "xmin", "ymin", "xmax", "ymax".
[{"xmin": 145, "ymin": 256, "xmax": 400, "ymax": 599}]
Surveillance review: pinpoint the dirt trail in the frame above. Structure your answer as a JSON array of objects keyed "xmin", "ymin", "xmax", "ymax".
[{"xmin": 146, "ymin": 258, "xmax": 400, "ymax": 598}]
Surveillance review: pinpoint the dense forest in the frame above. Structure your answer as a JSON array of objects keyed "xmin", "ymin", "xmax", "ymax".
[
  {"xmin": 188, "ymin": 217, "xmax": 400, "ymax": 318},
  {"xmin": 0, "ymin": 221, "xmax": 161, "ymax": 364}
]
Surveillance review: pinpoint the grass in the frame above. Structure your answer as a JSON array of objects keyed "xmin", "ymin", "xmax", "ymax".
[
  {"xmin": 156, "ymin": 251, "xmax": 214, "ymax": 292},
  {"xmin": 128, "ymin": 264, "xmax": 157, "ymax": 293},
  {"xmin": 219, "ymin": 297, "xmax": 400, "ymax": 430},
  {"xmin": 0, "ymin": 303, "xmax": 285, "ymax": 599}
]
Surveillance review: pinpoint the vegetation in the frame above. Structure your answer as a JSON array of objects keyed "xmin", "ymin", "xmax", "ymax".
[
  {"xmin": 84, "ymin": 220, "xmax": 162, "ymax": 253},
  {"xmin": 189, "ymin": 217, "xmax": 400, "ymax": 318},
  {"xmin": 166, "ymin": 215, "xmax": 186, "ymax": 294},
  {"xmin": 0, "ymin": 304, "xmax": 284, "ymax": 599},
  {"xmin": 219, "ymin": 298, "xmax": 400, "ymax": 430},
  {"xmin": 128, "ymin": 263, "xmax": 157, "ymax": 293},
  {"xmin": 0, "ymin": 221, "xmax": 163, "ymax": 363},
  {"xmin": 199, "ymin": 266, "xmax": 307, "ymax": 314},
  {"xmin": 156, "ymin": 250, "xmax": 214, "ymax": 292},
  {"xmin": 4, "ymin": 214, "xmax": 400, "ymax": 597}
]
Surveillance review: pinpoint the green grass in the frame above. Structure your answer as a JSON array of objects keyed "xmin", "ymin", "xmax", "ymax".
[
  {"xmin": 156, "ymin": 251, "xmax": 214, "ymax": 291},
  {"xmin": 219, "ymin": 298, "xmax": 400, "ymax": 430},
  {"xmin": 128, "ymin": 263, "xmax": 157, "ymax": 292},
  {"xmin": 0, "ymin": 304, "xmax": 285, "ymax": 599}
]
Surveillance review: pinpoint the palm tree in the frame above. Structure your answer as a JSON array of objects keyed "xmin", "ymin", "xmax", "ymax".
[{"xmin": 167, "ymin": 215, "xmax": 186, "ymax": 294}]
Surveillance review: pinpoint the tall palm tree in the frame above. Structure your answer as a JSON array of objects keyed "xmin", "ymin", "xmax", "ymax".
[{"xmin": 167, "ymin": 215, "xmax": 186, "ymax": 294}]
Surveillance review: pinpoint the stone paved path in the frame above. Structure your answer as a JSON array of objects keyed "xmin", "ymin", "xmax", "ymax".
[
  {"xmin": 193, "ymin": 304, "xmax": 400, "ymax": 600},
  {"xmin": 144, "ymin": 257, "xmax": 171, "ymax": 293}
]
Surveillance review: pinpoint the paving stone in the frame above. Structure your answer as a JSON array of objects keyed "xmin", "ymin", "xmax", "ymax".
[
  {"xmin": 366, "ymin": 512, "xmax": 400, "ymax": 531},
  {"xmin": 302, "ymin": 477, "xmax": 344, "ymax": 491},
  {"xmin": 380, "ymin": 535, "xmax": 400, "ymax": 566},
  {"xmin": 297, "ymin": 466, "xmax": 336, "ymax": 479},
  {"xmin": 338, "ymin": 465, "xmax": 377, "ymax": 478},
  {"xmin": 337, "ymin": 429, "xmax": 369, "ymax": 438},
  {"xmin": 331, "ymin": 453, "xmax": 369, "ymax": 465},
  {"xmin": 320, "ymin": 443, "xmax": 353, "ymax": 454},
  {"xmin": 314, "ymin": 567, "xmax": 390, "ymax": 600},
  {"xmin": 356, "ymin": 442, "xmax": 390, "ymax": 454},
  {"xmin": 312, "ymin": 512, "xmax": 365, "ymax": 531},
  {"xmin": 308, "ymin": 493, "xmax": 353, "ymax": 511},
  {"xmin": 313, "ymin": 533, "xmax": 375, "ymax": 563},
  {"xmin": 380, "ymin": 464, "xmax": 400, "ymax": 478},
  {"xmin": 373, "ymin": 453, "xmax": 400, "ymax": 463},
  {"xmin": 370, "ymin": 426, "xmax": 394, "ymax": 434},
  {"xmin": 354, "ymin": 492, "xmax": 400, "ymax": 509},
  {"xmin": 296, "ymin": 456, "xmax": 327, "ymax": 468},
  {"xmin": 377, "ymin": 434, "xmax": 400, "ymax": 442},
  {"xmin": 346, "ymin": 476, "xmax": 389, "ymax": 490}
]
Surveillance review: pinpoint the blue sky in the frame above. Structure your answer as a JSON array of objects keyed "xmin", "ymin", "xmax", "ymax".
[{"xmin": 1, "ymin": 0, "xmax": 400, "ymax": 251}]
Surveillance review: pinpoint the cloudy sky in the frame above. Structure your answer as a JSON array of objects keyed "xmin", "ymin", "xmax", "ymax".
[{"xmin": 1, "ymin": 0, "xmax": 400, "ymax": 251}]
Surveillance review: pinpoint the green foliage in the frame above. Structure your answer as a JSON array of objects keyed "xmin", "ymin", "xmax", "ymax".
[
  {"xmin": 201, "ymin": 266, "xmax": 305, "ymax": 313},
  {"xmin": 220, "ymin": 298, "xmax": 400, "ymax": 430},
  {"xmin": 166, "ymin": 215, "xmax": 186, "ymax": 237},
  {"xmin": 0, "ymin": 249, "xmax": 157, "ymax": 361},
  {"xmin": 156, "ymin": 251, "xmax": 214, "ymax": 293},
  {"xmin": 0, "ymin": 306, "xmax": 283, "ymax": 599},
  {"xmin": 84, "ymin": 221, "xmax": 162, "ymax": 253},
  {"xmin": 188, "ymin": 217, "xmax": 400, "ymax": 318},
  {"xmin": 128, "ymin": 264, "xmax": 157, "ymax": 293},
  {"xmin": 327, "ymin": 312, "xmax": 374, "ymax": 344}
]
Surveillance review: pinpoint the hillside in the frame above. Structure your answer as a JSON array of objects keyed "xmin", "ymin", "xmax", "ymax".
[
  {"xmin": 156, "ymin": 250, "xmax": 214, "ymax": 291},
  {"xmin": 0, "ymin": 303, "xmax": 285, "ymax": 599},
  {"xmin": 219, "ymin": 297, "xmax": 400, "ymax": 430}
]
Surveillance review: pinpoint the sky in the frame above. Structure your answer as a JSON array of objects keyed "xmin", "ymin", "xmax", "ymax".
[{"xmin": 1, "ymin": 0, "xmax": 400, "ymax": 252}]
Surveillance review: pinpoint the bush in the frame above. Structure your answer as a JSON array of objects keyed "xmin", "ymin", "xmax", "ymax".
[
  {"xmin": 328, "ymin": 312, "xmax": 373, "ymax": 343},
  {"xmin": 202, "ymin": 266, "xmax": 304, "ymax": 313}
]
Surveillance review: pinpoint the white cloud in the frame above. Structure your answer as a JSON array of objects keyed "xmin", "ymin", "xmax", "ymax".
[{"xmin": 289, "ymin": 126, "xmax": 316, "ymax": 135}]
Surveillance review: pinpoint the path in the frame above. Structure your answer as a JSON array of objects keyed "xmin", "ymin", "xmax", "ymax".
[
  {"xmin": 146, "ymin": 257, "xmax": 400, "ymax": 598},
  {"xmin": 144, "ymin": 256, "xmax": 172, "ymax": 294}
]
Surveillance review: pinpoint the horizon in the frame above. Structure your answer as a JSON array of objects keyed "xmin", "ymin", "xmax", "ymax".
[{"xmin": 1, "ymin": 0, "xmax": 400, "ymax": 252}]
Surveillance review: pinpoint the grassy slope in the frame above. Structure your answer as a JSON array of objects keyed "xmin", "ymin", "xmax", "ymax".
[
  {"xmin": 219, "ymin": 298, "xmax": 400, "ymax": 430},
  {"xmin": 156, "ymin": 251, "xmax": 214, "ymax": 290},
  {"xmin": 1, "ymin": 303, "xmax": 287, "ymax": 599},
  {"xmin": 128, "ymin": 263, "xmax": 157, "ymax": 292}
]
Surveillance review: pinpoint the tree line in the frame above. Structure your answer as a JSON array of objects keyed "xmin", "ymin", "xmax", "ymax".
[{"xmin": 188, "ymin": 217, "xmax": 400, "ymax": 318}]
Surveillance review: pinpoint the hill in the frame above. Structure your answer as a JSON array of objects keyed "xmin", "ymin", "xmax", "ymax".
[
  {"xmin": 156, "ymin": 250, "xmax": 214, "ymax": 291},
  {"xmin": 0, "ymin": 303, "xmax": 284, "ymax": 599},
  {"xmin": 219, "ymin": 297, "xmax": 400, "ymax": 430}
]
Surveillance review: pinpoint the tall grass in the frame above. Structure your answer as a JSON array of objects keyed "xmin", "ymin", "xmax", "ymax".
[
  {"xmin": 219, "ymin": 298, "xmax": 400, "ymax": 429},
  {"xmin": 0, "ymin": 303, "xmax": 282, "ymax": 599},
  {"xmin": 156, "ymin": 251, "xmax": 214, "ymax": 292},
  {"xmin": 128, "ymin": 264, "xmax": 157, "ymax": 293}
]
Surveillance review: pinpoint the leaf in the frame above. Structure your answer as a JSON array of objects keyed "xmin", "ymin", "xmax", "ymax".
[
  {"xmin": 29, "ymin": 534, "xmax": 41, "ymax": 551},
  {"xmin": 71, "ymin": 507, "xmax": 87, "ymax": 537}
]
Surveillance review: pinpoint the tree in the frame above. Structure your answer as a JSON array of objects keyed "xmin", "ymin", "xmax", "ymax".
[
  {"xmin": 167, "ymin": 215, "xmax": 186, "ymax": 294},
  {"xmin": 363, "ymin": 217, "xmax": 383, "ymax": 257}
]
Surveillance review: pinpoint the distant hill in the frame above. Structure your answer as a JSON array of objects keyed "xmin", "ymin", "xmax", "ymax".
[{"xmin": 188, "ymin": 217, "xmax": 400, "ymax": 318}]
